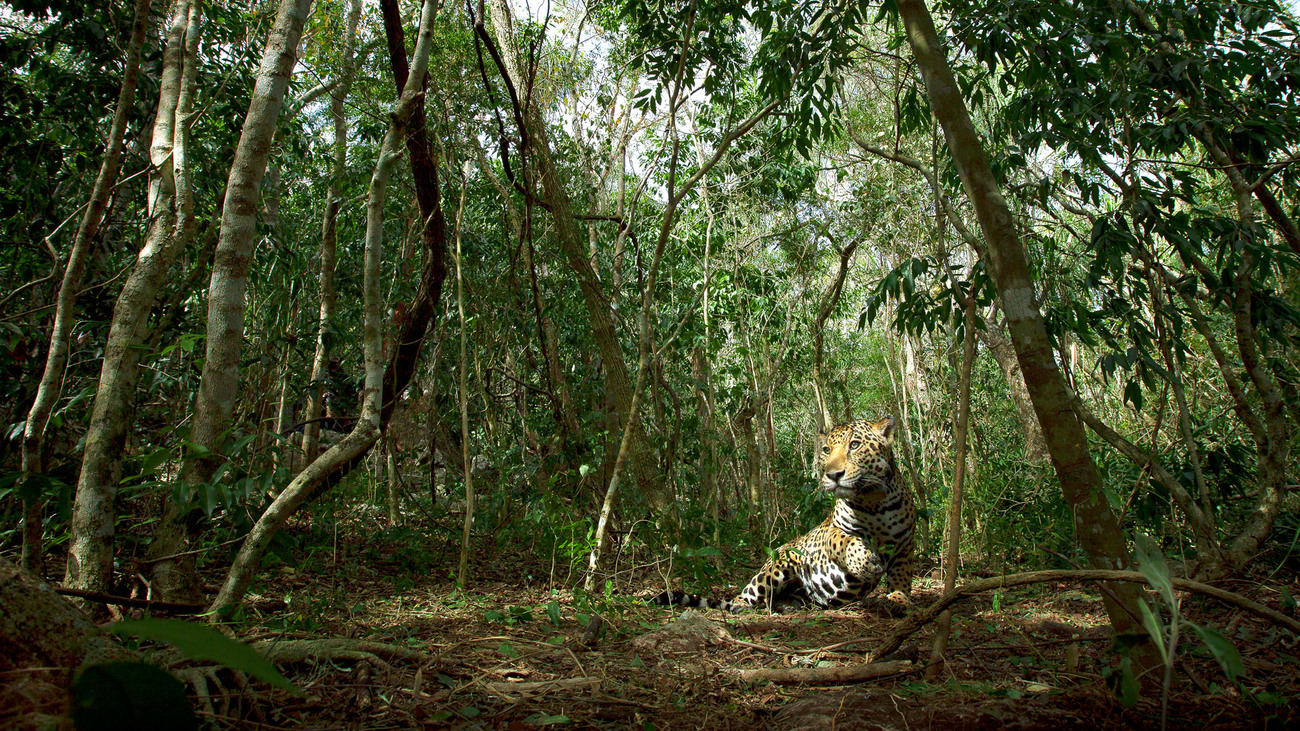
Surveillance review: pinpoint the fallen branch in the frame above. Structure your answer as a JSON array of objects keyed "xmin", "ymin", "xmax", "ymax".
[
  {"xmin": 54, "ymin": 587, "xmax": 205, "ymax": 614},
  {"xmin": 872, "ymin": 569, "xmax": 1300, "ymax": 661},
  {"xmin": 730, "ymin": 660, "xmax": 913, "ymax": 685},
  {"xmin": 481, "ymin": 676, "xmax": 601, "ymax": 702}
]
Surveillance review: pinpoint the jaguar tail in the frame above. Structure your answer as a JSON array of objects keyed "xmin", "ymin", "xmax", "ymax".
[{"xmin": 648, "ymin": 590, "xmax": 743, "ymax": 613}]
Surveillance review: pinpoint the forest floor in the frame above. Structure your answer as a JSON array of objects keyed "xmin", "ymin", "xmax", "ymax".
[{"xmin": 160, "ymin": 514, "xmax": 1300, "ymax": 731}]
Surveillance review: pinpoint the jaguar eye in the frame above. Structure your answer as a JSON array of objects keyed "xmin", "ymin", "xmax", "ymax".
[
  {"xmin": 849, "ymin": 440, "xmax": 862, "ymax": 450},
  {"xmin": 821, "ymin": 445, "xmax": 830, "ymax": 454}
]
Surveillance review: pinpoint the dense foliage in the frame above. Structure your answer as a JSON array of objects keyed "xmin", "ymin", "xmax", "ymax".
[{"xmin": 1, "ymin": 0, "xmax": 1297, "ymax": 678}]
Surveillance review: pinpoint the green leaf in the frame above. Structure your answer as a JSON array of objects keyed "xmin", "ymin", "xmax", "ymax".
[
  {"xmin": 1117, "ymin": 657, "xmax": 1140, "ymax": 707},
  {"xmin": 109, "ymin": 619, "xmax": 298, "ymax": 693},
  {"xmin": 524, "ymin": 712, "xmax": 572, "ymax": 725},
  {"xmin": 546, "ymin": 600, "xmax": 562, "ymax": 626},
  {"xmin": 139, "ymin": 448, "xmax": 171, "ymax": 477},
  {"xmin": 1188, "ymin": 623, "xmax": 1243, "ymax": 682},
  {"xmin": 72, "ymin": 661, "xmax": 198, "ymax": 731},
  {"xmin": 17, "ymin": 473, "xmax": 64, "ymax": 502},
  {"xmin": 1133, "ymin": 533, "xmax": 1176, "ymax": 607},
  {"xmin": 181, "ymin": 441, "xmax": 213, "ymax": 458},
  {"xmin": 1137, "ymin": 600, "xmax": 1167, "ymax": 661},
  {"xmin": 1281, "ymin": 586, "xmax": 1297, "ymax": 612}
]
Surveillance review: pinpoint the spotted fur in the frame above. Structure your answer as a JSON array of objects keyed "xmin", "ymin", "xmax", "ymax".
[{"xmin": 651, "ymin": 417, "xmax": 915, "ymax": 613}]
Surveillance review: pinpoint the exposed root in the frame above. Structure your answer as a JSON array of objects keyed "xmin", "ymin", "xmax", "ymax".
[{"xmin": 252, "ymin": 638, "xmax": 434, "ymax": 668}]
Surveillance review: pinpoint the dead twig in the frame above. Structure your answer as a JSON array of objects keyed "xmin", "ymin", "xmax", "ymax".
[{"xmin": 54, "ymin": 587, "xmax": 205, "ymax": 613}]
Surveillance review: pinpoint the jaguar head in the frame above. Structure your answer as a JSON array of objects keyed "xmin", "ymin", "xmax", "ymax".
[{"xmin": 820, "ymin": 417, "xmax": 897, "ymax": 502}]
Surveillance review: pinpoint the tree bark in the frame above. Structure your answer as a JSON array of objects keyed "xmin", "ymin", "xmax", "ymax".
[
  {"xmin": 376, "ymin": 0, "xmax": 450, "ymax": 430},
  {"xmin": 978, "ymin": 314, "xmax": 1050, "ymax": 463},
  {"xmin": 454, "ymin": 170, "xmax": 474, "ymax": 588},
  {"xmin": 209, "ymin": 0, "xmax": 439, "ymax": 616},
  {"xmin": 926, "ymin": 296, "xmax": 976, "ymax": 680},
  {"xmin": 20, "ymin": 0, "xmax": 153, "ymax": 576},
  {"xmin": 896, "ymin": 0, "xmax": 1152, "ymax": 651},
  {"xmin": 845, "ymin": 129, "xmax": 1049, "ymax": 464},
  {"xmin": 2, "ymin": 558, "xmax": 136, "ymax": 676},
  {"xmin": 65, "ymin": 0, "xmax": 200, "ymax": 596},
  {"xmin": 303, "ymin": 0, "xmax": 362, "ymax": 464},
  {"xmin": 151, "ymin": 0, "xmax": 314, "ymax": 602}
]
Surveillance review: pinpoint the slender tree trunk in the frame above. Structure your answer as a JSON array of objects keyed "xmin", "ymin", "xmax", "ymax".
[
  {"xmin": 151, "ymin": 0, "xmax": 314, "ymax": 601},
  {"xmin": 386, "ymin": 440, "xmax": 401, "ymax": 525},
  {"xmin": 272, "ymin": 340, "xmax": 294, "ymax": 475},
  {"xmin": 209, "ymin": 0, "xmax": 439, "ymax": 616},
  {"xmin": 484, "ymin": 0, "xmax": 671, "ymax": 511},
  {"xmin": 20, "ymin": 0, "xmax": 153, "ymax": 576},
  {"xmin": 897, "ymin": 0, "xmax": 1152, "ymax": 651},
  {"xmin": 376, "ymin": 0, "xmax": 449, "ymax": 430},
  {"xmin": 304, "ymin": 0, "xmax": 362, "ymax": 464},
  {"xmin": 64, "ymin": 0, "xmax": 200, "ymax": 596},
  {"xmin": 454, "ymin": 171, "xmax": 474, "ymax": 589},
  {"xmin": 927, "ymin": 297, "xmax": 975, "ymax": 680},
  {"xmin": 811, "ymin": 236, "xmax": 858, "ymax": 454}
]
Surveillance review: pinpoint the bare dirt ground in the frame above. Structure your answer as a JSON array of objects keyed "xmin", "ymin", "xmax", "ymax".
[
  {"xmin": 9, "ymin": 511, "xmax": 1297, "ymax": 730},
  {"xmin": 176, "ymin": 520, "xmax": 1299, "ymax": 731}
]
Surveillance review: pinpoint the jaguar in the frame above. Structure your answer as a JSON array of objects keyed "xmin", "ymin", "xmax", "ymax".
[{"xmin": 651, "ymin": 417, "xmax": 914, "ymax": 612}]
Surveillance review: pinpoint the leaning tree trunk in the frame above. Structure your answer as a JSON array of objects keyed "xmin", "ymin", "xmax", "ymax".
[
  {"xmin": 208, "ymin": 0, "xmax": 439, "ymax": 617},
  {"xmin": 303, "ymin": 0, "xmax": 362, "ymax": 464},
  {"xmin": 896, "ymin": 0, "xmax": 1153, "ymax": 654},
  {"xmin": 150, "ymin": 0, "xmax": 315, "ymax": 602},
  {"xmin": 483, "ymin": 0, "xmax": 671, "ymax": 513},
  {"xmin": 64, "ymin": 0, "xmax": 200, "ymax": 597},
  {"xmin": 20, "ymin": 0, "xmax": 153, "ymax": 577}
]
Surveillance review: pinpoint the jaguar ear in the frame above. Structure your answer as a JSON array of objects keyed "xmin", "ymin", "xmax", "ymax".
[{"xmin": 872, "ymin": 416, "xmax": 896, "ymax": 445}]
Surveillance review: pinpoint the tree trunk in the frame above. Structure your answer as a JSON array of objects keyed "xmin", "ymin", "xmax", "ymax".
[
  {"xmin": 897, "ymin": 0, "xmax": 1152, "ymax": 651},
  {"xmin": 20, "ymin": 0, "xmax": 153, "ymax": 576},
  {"xmin": 2, "ymin": 558, "xmax": 136, "ymax": 677},
  {"xmin": 151, "ymin": 0, "xmax": 314, "ymax": 602},
  {"xmin": 978, "ymin": 313, "xmax": 1049, "ymax": 464},
  {"xmin": 811, "ymin": 236, "xmax": 858, "ymax": 456},
  {"xmin": 484, "ymin": 0, "xmax": 670, "ymax": 512},
  {"xmin": 209, "ymin": 0, "xmax": 439, "ymax": 616},
  {"xmin": 303, "ymin": 0, "xmax": 361, "ymax": 464},
  {"xmin": 454, "ymin": 171, "xmax": 474, "ymax": 588},
  {"xmin": 65, "ymin": 0, "xmax": 200, "ymax": 597},
  {"xmin": 926, "ymin": 297, "xmax": 976, "ymax": 680}
]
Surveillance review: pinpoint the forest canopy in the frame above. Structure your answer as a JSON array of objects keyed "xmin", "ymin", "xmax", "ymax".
[{"xmin": 1, "ymin": 0, "xmax": 1298, "ymax": 727}]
